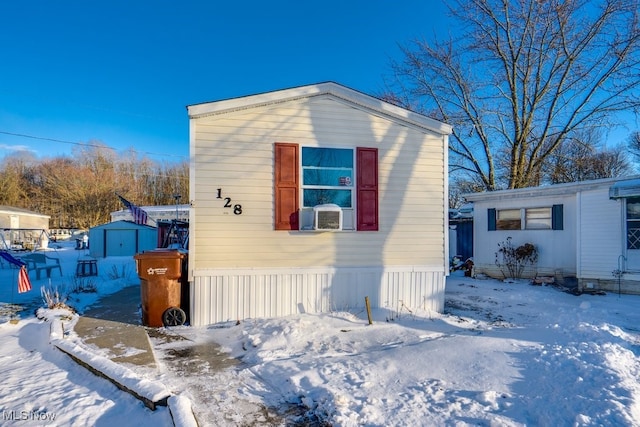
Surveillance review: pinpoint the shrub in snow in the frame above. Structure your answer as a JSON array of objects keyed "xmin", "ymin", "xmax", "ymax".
[
  {"xmin": 41, "ymin": 284, "xmax": 70, "ymax": 309},
  {"xmin": 68, "ymin": 276, "xmax": 98, "ymax": 294},
  {"xmin": 107, "ymin": 264, "xmax": 131, "ymax": 280},
  {"xmin": 495, "ymin": 237, "xmax": 538, "ymax": 279}
]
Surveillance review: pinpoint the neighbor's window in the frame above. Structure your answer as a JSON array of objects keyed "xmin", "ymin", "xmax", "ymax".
[
  {"xmin": 497, "ymin": 209, "xmax": 521, "ymax": 230},
  {"xmin": 489, "ymin": 205, "xmax": 563, "ymax": 231},
  {"xmin": 525, "ymin": 207, "xmax": 552, "ymax": 230},
  {"xmin": 627, "ymin": 197, "xmax": 640, "ymax": 250},
  {"xmin": 301, "ymin": 147, "xmax": 354, "ymax": 208}
]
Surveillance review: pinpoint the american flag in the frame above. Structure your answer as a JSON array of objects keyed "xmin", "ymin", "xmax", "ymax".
[
  {"xmin": 18, "ymin": 265, "xmax": 32, "ymax": 293},
  {"xmin": 117, "ymin": 194, "xmax": 148, "ymax": 225}
]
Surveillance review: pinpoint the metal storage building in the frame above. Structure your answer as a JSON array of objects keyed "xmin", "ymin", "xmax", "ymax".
[{"xmin": 88, "ymin": 220, "xmax": 157, "ymax": 258}]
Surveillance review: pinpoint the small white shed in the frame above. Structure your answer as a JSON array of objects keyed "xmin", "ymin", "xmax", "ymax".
[
  {"xmin": 465, "ymin": 176, "xmax": 640, "ymax": 293},
  {"xmin": 188, "ymin": 82, "xmax": 453, "ymax": 326},
  {"xmin": 88, "ymin": 220, "xmax": 157, "ymax": 258}
]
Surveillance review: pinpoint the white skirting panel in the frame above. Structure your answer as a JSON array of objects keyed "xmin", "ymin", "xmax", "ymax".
[{"xmin": 190, "ymin": 266, "xmax": 446, "ymax": 326}]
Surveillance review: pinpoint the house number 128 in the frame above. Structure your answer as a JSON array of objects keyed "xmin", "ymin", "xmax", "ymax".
[{"xmin": 216, "ymin": 188, "xmax": 243, "ymax": 215}]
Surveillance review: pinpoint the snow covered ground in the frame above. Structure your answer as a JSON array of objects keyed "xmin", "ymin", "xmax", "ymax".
[{"xmin": 1, "ymin": 242, "xmax": 640, "ymax": 426}]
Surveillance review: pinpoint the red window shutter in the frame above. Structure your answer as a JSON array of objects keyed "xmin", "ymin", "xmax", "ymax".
[
  {"xmin": 274, "ymin": 143, "xmax": 299, "ymax": 230},
  {"xmin": 357, "ymin": 147, "xmax": 378, "ymax": 231}
]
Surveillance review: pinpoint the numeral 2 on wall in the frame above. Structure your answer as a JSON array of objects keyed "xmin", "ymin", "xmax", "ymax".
[{"xmin": 216, "ymin": 188, "xmax": 242, "ymax": 215}]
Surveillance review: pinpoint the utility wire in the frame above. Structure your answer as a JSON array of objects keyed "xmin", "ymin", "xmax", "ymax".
[{"xmin": 0, "ymin": 130, "xmax": 187, "ymax": 160}]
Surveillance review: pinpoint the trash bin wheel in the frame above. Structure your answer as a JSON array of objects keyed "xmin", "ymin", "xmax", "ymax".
[{"xmin": 162, "ymin": 307, "xmax": 187, "ymax": 327}]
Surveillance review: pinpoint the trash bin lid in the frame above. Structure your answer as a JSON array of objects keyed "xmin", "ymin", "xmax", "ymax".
[
  {"xmin": 134, "ymin": 249, "xmax": 186, "ymax": 279},
  {"xmin": 133, "ymin": 249, "xmax": 187, "ymax": 260}
]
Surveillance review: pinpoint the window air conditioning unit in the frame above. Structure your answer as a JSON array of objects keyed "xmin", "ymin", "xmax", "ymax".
[{"xmin": 313, "ymin": 204, "xmax": 343, "ymax": 231}]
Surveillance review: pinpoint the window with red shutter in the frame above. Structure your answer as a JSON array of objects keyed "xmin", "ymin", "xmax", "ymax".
[
  {"xmin": 356, "ymin": 147, "xmax": 378, "ymax": 231},
  {"xmin": 274, "ymin": 143, "xmax": 299, "ymax": 230},
  {"xmin": 274, "ymin": 143, "xmax": 378, "ymax": 231}
]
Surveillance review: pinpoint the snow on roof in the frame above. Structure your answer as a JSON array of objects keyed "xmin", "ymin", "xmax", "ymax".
[
  {"xmin": 463, "ymin": 175, "xmax": 640, "ymax": 202},
  {"xmin": 609, "ymin": 178, "xmax": 640, "ymax": 199},
  {"xmin": 0, "ymin": 205, "xmax": 50, "ymax": 218}
]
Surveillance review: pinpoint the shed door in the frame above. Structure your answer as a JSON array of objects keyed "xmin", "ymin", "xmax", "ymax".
[
  {"xmin": 106, "ymin": 230, "xmax": 137, "ymax": 257},
  {"xmin": 456, "ymin": 221, "xmax": 473, "ymax": 261}
]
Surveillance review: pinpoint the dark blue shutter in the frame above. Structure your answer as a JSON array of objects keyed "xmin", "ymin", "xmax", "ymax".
[
  {"xmin": 488, "ymin": 208, "xmax": 496, "ymax": 231},
  {"xmin": 552, "ymin": 204, "xmax": 563, "ymax": 230}
]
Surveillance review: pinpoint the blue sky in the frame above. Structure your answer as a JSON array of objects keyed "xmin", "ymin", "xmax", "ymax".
[{"xmin": 0, "ymin": 1, "xmax": 447, "ymax": 162}]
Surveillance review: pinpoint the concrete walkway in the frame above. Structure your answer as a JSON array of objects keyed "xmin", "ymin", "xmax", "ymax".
[
  {"xmin": 67, "ymin": 285, "xmax": 292, "ymax": 425},
  {"xmin": 60, "ymin": 285, "xmax": 199, "ymax": 424},
  {"xmin": 74, "ymin": 316, "xmax": 157, "ymax": 366},
  {"xmin": 74, "ymin": 285, "xmax": 156, "ymax": 367}
]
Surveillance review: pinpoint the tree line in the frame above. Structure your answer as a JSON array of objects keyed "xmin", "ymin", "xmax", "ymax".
[{"xmin": 0, "ymin": 143, "xmax": 188, "ymax": 229}]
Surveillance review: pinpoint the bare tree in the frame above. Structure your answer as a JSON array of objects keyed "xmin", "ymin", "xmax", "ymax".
[
  {"xmin": 545, "ymin": 139, "xmax": 631, "ymax": 184},
  {"xmin": 385, "ymin": 0, "xmax": 640, "ymax": 190},
  {"xmin": 0, "ymin": 153, "xmax": 33, "ymax": 207},
  {"xmin": 449, "ymin": 175, "xmax": 486, "ymax": 208},
  {"xmin": 628, "ymin": 131, "xmax": 640, "ymax": 167},
  {"xmin": 35, "ymin": 156, "xmax": 116, "ymax": 229}
]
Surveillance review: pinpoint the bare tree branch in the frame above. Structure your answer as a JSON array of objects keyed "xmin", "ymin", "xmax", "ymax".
[{"xmin": 384, "ymin": 0, "xmax": 640, "ymax": 190}]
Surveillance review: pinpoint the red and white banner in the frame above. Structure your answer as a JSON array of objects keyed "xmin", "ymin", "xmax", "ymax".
[{"xmin": 18, "ymin": 265, "xmax": 32, "ymax": 293}]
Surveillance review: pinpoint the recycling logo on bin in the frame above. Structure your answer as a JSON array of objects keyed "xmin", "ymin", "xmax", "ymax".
[{"xmin": 147, "ymin": 267, "xmax": 169, "ymax": 275}]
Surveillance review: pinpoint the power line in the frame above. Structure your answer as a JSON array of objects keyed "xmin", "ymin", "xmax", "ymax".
[{"xmin": 0, "ymin": 130, "xmax": 187, "ymax": 160}]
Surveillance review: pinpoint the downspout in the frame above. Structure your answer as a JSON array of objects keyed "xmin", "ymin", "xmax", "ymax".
[
  {"xmin": 615, "ymin": 254, "xmax": 626, "ymax": 296},
  {"xmin": 613, "ymin": 197, "xmax": 627, "ymax": 296},
  {"xmin": 443, "ymin": 133, "xmax": 450, "ymax": 276}
]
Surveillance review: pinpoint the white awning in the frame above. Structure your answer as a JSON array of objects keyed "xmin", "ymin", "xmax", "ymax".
[{"xmin": 609, "ymin": 179, "xmax": 640, "ymax": 199}]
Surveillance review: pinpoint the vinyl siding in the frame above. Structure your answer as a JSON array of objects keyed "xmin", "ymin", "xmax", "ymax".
[
  {"xmin": 190, "ymin": 96, "xmax": 446, "ymax": 271},
  {"xmin": 578, "ymin": 187, "xmax": 624, "ymax": 278},
  {"xmin": 190, "ymin": 266, "xmax": 445, "ymax": 325}
]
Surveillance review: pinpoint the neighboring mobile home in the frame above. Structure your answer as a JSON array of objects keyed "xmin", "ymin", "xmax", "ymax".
[
  {"xmin": 0, "ymin": 206, "xmax": 50, "ymax": 250},
  {"xmin": 187, "ymin": 82, "xmax": 452, "ymax": 326},
  {"xmin": 464, "ymin": 176, "xmax": 640, "ymax": 293}
]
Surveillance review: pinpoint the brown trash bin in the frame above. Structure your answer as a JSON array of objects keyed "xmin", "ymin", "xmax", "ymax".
[{"xmin": 134, "ymin": 249, "xmax": 188, "ymax": 327}]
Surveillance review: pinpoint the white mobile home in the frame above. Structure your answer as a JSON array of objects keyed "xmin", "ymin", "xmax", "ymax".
[
  {"xmin": 187, "ymin": 82, "xmax": 452, "ymax": 326},
  {"xmin": 0, "ymin": 206, "xmax": 50, "ymax": 250},
  {"xmin": 464, "ymin": 176, "xmax": 640, "ymax": 293}
]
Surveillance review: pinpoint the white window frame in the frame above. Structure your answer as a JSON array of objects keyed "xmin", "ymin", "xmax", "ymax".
[
  {"xmin": 497, "ymin": 207, "xmax": 553, "ymax": 230},
  {"xmin": 299, "ymin": 146, "xmax": 356, "ymax": 231},
  {"xmin": 525, "ymin": 207, "xmax": 552, "ymax": 230},
  {"xmin": 626, "ymin": 197, "xmax": 640, "ymax": 250},
  {"xmin": 496, "ymin": 209, "xmax": 521, "ymax": 230}
]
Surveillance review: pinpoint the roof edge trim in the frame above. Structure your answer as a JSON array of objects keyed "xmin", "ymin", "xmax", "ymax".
[{"xmin": 187, "ymin": 82, "xmax": 452, "ymax": 135}]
